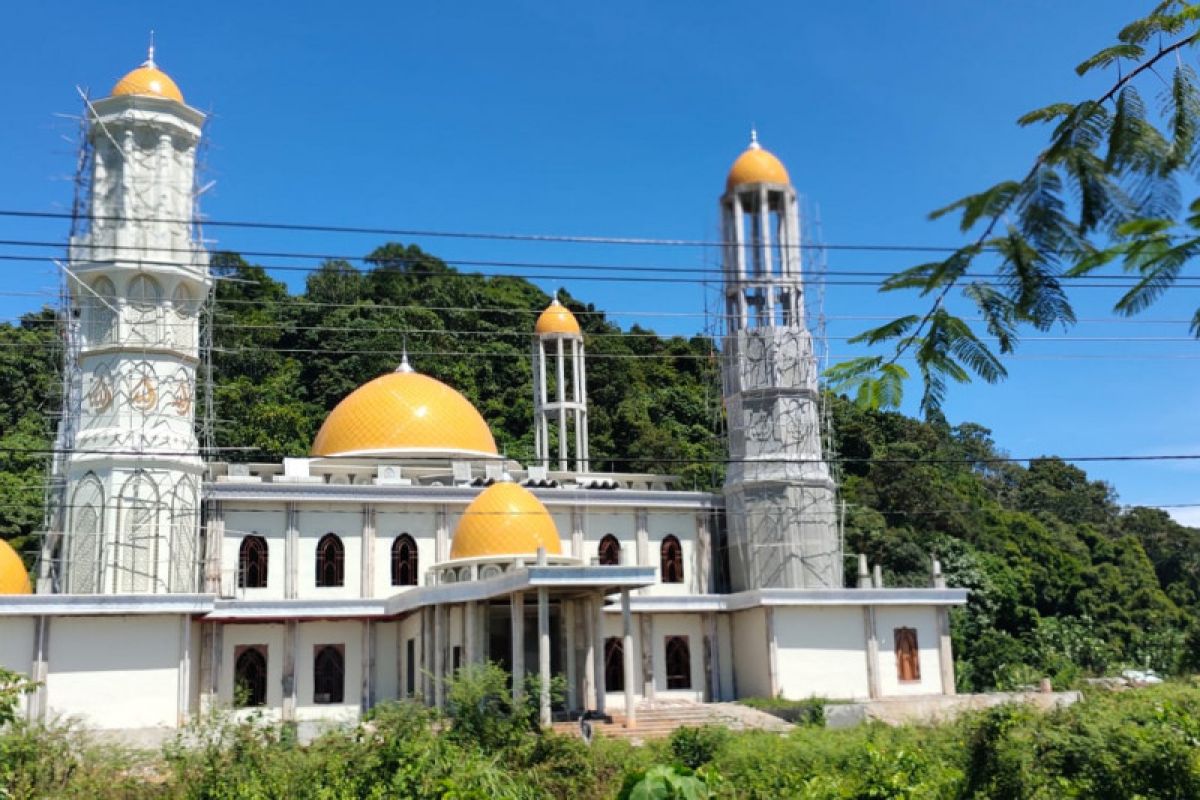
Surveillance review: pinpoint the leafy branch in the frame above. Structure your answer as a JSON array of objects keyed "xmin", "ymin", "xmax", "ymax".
[{"xmin": 829, "ymin": 1, "xmax": 1200, "ymax": 415}]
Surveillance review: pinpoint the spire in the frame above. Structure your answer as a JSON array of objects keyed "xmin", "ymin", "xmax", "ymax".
[
  {"xmin": 395, "ymin": 343, "xmax": 415, "ymax": 373},
  {"xmin": 146, "ymin": 30, "xmax": 157, "ymax": 68},
  {"xmin": 749, "ymin": 125, "xmax": 761, "ymax": 150}
]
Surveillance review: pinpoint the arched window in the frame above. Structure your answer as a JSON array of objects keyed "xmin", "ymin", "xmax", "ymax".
[
  {"xmin": 604, "ymin": 637, "xmax": 624, "ymax": 693},
  {"xmin": 313, "ymin": 645, "xmax": 345, "ymax": 704},
  {"xmin": 598, "ymin": 534, "xmax": 621, "ymax": 566},
  {"xmin": 127, "ymin": 274, "xmax": 161, "ymax": 344},
  {"xmin": 234, "ymin": 646, "xmax": 268, "ymax": 707},
  {"xmin": 391, "ymin": 534, "xmax": 418, "ymax": 586},
  {"xmin": 83, "ymin": 277, "xmax": 117, "ymax": 346},
  {"xmin": 316, "ymin": 533, "xmax": 344, "ymax": 587},
  {"xmin": 660, "ymin": 535, "xmax": 684, "ymax": 584},
  {"xmin": 239, "ymin": 535, "xmax": 269, "ymax": 589},
  {"xmin": 665, "ymin": 635, "xmax": 691, "ymax": 690}
]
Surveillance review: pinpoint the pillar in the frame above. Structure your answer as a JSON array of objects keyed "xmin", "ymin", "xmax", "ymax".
[
  {"xmin": 27, "ymin": 616, "xmax": 49, "ymax": 723},
  {"xmin": 360, "ymin": 504, "xmax": 376, "ymax": 598},
  {"xmin": 511, "ymin": 592, "xmax": 526, "ymax": 703},
  {"xmin": 204, "ymin": 501, "xmax": 224, "ymax": 593},
  {"xmin": 176, "ymin": 615, "xmax": 191, "ymax": 726},
  {"xmin": 282, "ymin": 620, "xmax": 297, "ymax": 721},
  {"xmin": 863, "ymin": 605, "xmax": 880, "ymax": 700},
  {"xmin": 284, "ymin": 502, "xmax": 299, "ymax": 599},
  {"xmin": 639, "ymin": 614, "xmax": 655, "ymax": 703},
  {"xmin": 621, "ymin": 589, "xmax": 635, "ymax": 728},
  {"xmin": 765, "ymin": 607, "xmax": 780, "ymax": 699},
  {"xmin": 434, "ymin": 604, "xmax": 445, "ymax": 710},
  {"xmin": 932, "ymin": 556, "xmax": 956, "ymax": 695},
  {"xmin": 704, "ymin": 612, "xmax": 720, "ymax": 702},
  {"xmin": 362, "ymin": 620, "xmax": 376, "ymax": 713},
  {"xmin": 592, "ymin": 592, "xmax": 606, "ymax": 714},
  {"xmin": 565, "ymin": 600, "xmax": 578, "ymax": 712},
  {"xmin": 538, "ymin": 587, "xmax": 551, "ymax": 726},
  {"xmin": 465, "ymin": 600, "xmax": 477, "ymax": 666}
]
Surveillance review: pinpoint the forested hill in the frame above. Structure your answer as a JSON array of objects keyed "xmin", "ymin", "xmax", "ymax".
[{"xmin": 0, "ymin": 242, "xmax": 1197, "ymax": 689}]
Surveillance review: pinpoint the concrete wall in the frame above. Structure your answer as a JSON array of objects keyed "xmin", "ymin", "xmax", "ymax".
[
  {"xmin": 0, "ymin": 617, "xmax": 33, "ymax": 679},
  {"xmin": 775, "ymin": 606, "xmax": 870, "ymax": 700},
  {"xmin": 648, "ymin": 612, "xmax": 705, "ymax": 702},
  {"xmin": 730, "ymin": 608, "xmax": 770, "ymax": 699},
  {"xmin": 875, "ymin": 607, "xmax": 943, "ymax": 696},
  {"xmin": 294, "ymin": 620, "xmax": 362, "ymax": 723},
  {"xmin": 45, "ymin": 616, "xmax": 185, "ymax": 730},
  {"xmin": 645, "ymin": 511, "xmax": 701, "ymax": 596},
  {"xmin": 219, "ymin": 622, "xmax": 285, "ymax": 721},
  {"xmin": 297, "ymin": 507, "xmax": 363, "ymax": 600},
  {"xmin": 224, "ymin": 508, "xmax": 286, "ymax": 598},
  {"xmin": 375, "ymin": 508, "xmax": 437, "ymax": 594}
]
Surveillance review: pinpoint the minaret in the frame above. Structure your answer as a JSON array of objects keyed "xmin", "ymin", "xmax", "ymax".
[
  {"xmin": 719, "ymin": 131, "xmax": 841, "ymax": 590},
  {"xmin": 532, "ymin": 297, "xmax": 589, "ymax": 472},
  {"xmin": 54, "ymin": 49, "xmax": 210, "ymax": 593}
]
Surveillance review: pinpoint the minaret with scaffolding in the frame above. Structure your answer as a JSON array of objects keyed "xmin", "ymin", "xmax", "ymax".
[
  {"xmin": 48, "ymin": 48, "xmax": 211, "ymax": 594},
  {"xmin": 532, "ymin": 297, "xmax": 589, "ymax": 472},
  {"xmin": 719, "ymin": 132, "xmax": 841, "ymax": 590}
]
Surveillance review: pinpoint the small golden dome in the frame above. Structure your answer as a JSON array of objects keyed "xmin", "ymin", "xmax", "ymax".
[
  {"xmin": 450, "ymin": 482, "xmax": 562, "ymax": 560},
  {"xmin": 0, "ymin": 539, "xmax": 32, "ymax": 595},
  {"xmin": 534, "ymin": 298, "xmax": 581, "ymax": 336},
  {"xmin": 311, "ymin": 367, "xmax": 498, "ymax": 457},
  {"xmin": 726, "ymin": 131, "xmax": 790, "ymax": 191},
  {"xmin": 111, "ymin": 48, "xmax": 184, "ymax": 103}
]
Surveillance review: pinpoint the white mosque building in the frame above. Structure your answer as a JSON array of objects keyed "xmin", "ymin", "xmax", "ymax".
[{"xmin": 0, "ymin": 54, "xmax": 966, "ymax": 739}]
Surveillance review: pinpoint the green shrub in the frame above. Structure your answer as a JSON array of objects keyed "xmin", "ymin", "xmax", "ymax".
[{"xmin": 669, "ymin": 725, "xmax": 728, "ymax": 769}]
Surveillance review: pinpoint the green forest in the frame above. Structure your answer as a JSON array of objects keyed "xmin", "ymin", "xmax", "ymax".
[{"xmin": 1, "ymin": 243, "xmax": 1198, "ymax": 690}]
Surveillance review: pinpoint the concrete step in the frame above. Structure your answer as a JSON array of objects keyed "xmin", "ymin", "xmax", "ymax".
[{"xmin": 550, "ymin": 702, "xmax": 792, "ymax": 742}]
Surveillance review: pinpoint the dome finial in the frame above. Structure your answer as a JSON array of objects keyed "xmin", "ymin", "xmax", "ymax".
[
  {"xmin": 146, "ymin": 30, "xmax": 157, "ymax": 68},
  {"xmin": 396, "ymin": 339, "xmax": 415, "ymax": 373},
  {"xmin": 749, "ymin": 125, "xmax": 761, "ymax": 150}
]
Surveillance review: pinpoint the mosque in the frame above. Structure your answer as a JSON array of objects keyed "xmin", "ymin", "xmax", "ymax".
[{"xmin": 0, "ymin": 52, "xmax": 966, "ymax": 738}]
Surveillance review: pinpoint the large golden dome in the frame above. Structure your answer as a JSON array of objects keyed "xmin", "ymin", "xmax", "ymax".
[
  {"xmin": 0, "ymin": 538, "xmax": 32, "ymax": 595},
  {"xmin": 534, "ymin": 298, "xmax": 581, "ymax": 336},
  {"xmin": 112, "ymin": 54, "xmax": 184, "ymax": 104},
  {"xmin": 311, "ymin": 368, "xmax": 498, "ymax": 457},
  {"xmin": 726, "ymin": 132, "xmax": 790, "ymax": 191},
  {"xmin": 450, "ymin": 482, "xmax": 562, "ymax": 560}
]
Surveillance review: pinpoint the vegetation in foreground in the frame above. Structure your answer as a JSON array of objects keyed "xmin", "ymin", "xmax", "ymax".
[{"xmin": 5, "ymin": 664, "xmax": 1200, "ymax": 799}]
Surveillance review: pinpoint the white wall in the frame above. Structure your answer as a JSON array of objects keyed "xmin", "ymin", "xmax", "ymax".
[
  {"xmin": 45, "ymin": 616, "xmax": 183, "ymax": 730},
  {"xmin": 397, "ymin": 613, "xmax": 423, "ymax": 699},
  {"xmin": 578, "ymin": 510, "xmax": 636, "ymax": 565},
  {"xmin": 600, "ymin": 607, "xmax": 643, "ymax": 709},
  {"xmin": 294, "ymin": 620, "xmax": 362, "ymax": 723},
  {"xmin": 774, "ymin": 606, "xmax": 870, "ymax": 700},
  {"xmin": 0, "ymin": 617, "xmax": 33, "ymax": 679},
  {"xmin": 644, "ymin": 511, "xmax": 700, "ymax": 596},
  {"xmin": 219, "ymin": 622, "xmax": 285, "ymax": 721},
  {"xmin": 374, "ymin": 620, "xmax": 399, "ymax": 704},
  {"xmin": 874, "ymin": 607, "xmax": 943, "ymax": 697},
  {"xmin": 731, "ymin": 608, "xmax": 770, "ymax": 699}
]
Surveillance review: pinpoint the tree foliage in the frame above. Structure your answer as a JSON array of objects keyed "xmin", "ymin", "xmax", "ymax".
[{"xmin": 831, "ymin": 1, "xmax": 1200, "ymax": 414}]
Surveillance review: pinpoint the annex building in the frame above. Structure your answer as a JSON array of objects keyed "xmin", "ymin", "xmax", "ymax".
[{"xmin": 0, "ymin": 52, "xmax": 966, "ymax": 740}]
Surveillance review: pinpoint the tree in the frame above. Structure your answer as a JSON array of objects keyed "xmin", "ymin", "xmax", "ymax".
[{"xmin": 829, "ymin": 1, "xmax": 1200, "ymax": 414}]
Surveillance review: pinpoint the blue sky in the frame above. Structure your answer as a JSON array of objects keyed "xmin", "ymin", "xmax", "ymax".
[{"xmin": 2, "ymin": 1, "xmax": 1197, "ymax": 524}]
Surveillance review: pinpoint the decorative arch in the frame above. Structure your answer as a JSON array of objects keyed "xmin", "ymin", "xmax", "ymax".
[
  {"xmin": 604, "ymin": 637, "xmax": 624, "ymax": 692},
  {"xmin": 238, "ymin": 535, "xmax": 269, "ymax": 589},
  {"xmin": 170, "ymin": 283, "xmax": 195, "ymax": 349},
  {"xmin": 127, "ymin": 274, "xmax": 161, "ymax": 344},
  {"xmin": 119, "ymin": 471, "xmax": 160, "ymax": 592},
  {"xmin": 390, "ymin": 534, "xmax": 418, "ymax": 586},
  {"xmin": 169, "ymin": 476, "xmax": 197, "ymax": 592},
  {"xmin": 234, "ymin": 646, "xmax": 268, "ymax": 707},
  {"xmin": 598, "ymin": 534, "xmax": 621, "ymax": 566},
  {"xmin": 68, "ymin": 473, "xmax": 104, "ymax": 593},
  {"xmin": 83, "ymin": 276, "xmax": 117, "ymax": 346},
  {"xmin": 316, "ymin": 533, "xmax": 344, "ymax": 587},
  {"xmin": 127, "ymin": 361, "xmax": 159, "ymax": 414},
  {"xmin": 660, "ymin": 535, "xmax": 684, "ymax": 584},
  {"xmin": 665, "ymin": 635, "xmax": 691, "ymax": 690}
]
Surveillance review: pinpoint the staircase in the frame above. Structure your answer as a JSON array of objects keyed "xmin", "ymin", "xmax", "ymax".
[{"xmin": 551, "ymin": 701, "xmax": 792, "ymax": 743}]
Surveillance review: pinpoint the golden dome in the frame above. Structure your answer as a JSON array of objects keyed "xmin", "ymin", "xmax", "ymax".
[
  {"xmin": 0, "ymin": 539, "xmax": 32, "ymax": 595},
  {"xmin": 534, "ymin": 298, "xmax": 581, "ymax": 336},
  {"xmin": 450, "ymin": 482, "xmax": 562, "ymax": 560},
  {"xmin": 311, "ymin": 366, "xmax": 498, "ymax": 457},
  {"xmin": 726, "ymin": 131, "xmax": 790, "ymax": 191},
  {"xmin": 111, "ymin": 51, "xmax": 184, "ymax": 103}
]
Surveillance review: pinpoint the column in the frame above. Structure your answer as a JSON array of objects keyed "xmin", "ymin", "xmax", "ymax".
[
  {"xmin": 621, "ymin": 590, "xmax": 635, "ymax": 728},
  {"xmin": 538, "ymin": 587, "xmax": 551, "ymax": 727},
  {"xmin": 361, "ymin": 620, "xmax": 375, "ymax": 713},
  {"xmin": 511, "ymin": 592, "xmax": 526, "ymax": 703},
  {"xmin": 640, "ymin": 614, "xmax": 655, "ymax": 703},
  {"xmin": 176, "ymin": 615, "xmax": 191, "ymax": 726},
  {"xmin": 583, "ymin": 597, "xmax": 596, "ymax": 712},
  {"xmin": 284, "ymin": 502, "xmax": 299, "ymax": 599},
  {"xmin": 282, "ymin": 620, "xmax": 297, "ymax": 721},
  {"xmin": 592, "ymin": 592, "xmax": 606, "ymax": 714},
  {"xmin": 434, "ymin": 604, "xmax": 445, "ymax": 710},
  {"xmin": 565, "ymin": 600, "xmax": 578, "ymax": 712},
  {"xmin": 464, "ymin": 600, "xmax": 477, "ymax": 666},
  {"xmin": 435, "ymin": 507, "xmax": 449, "ymax": 564},
  {"xmin": 422, "ymin": 606, "xmax": 433, "ymax": 702},
  {"xmin": 765, "ymin": 607, "xmax": 780, "ymax": 699},
  {"xmin": 360, "ymin": 505, "xmax": 376, "ymax": 598},
  {"xmin": 204, "ymin": 501, "xmax": 225, "ymax": 593},
  {"xmin": 705, "ymin": 612, "xmax": 721, "ymax": 702},
  {"xmin": 27, "ymin": 616, "xmax": 49, "ymax": 723},
  {"xmin": 635, "ymin": 509, "xmax": 649, "ymax": 568},
  {"xmin": 863, "ymin": 605, "xmax": 881, "ymax": 700},
  {"xmin": 197, "ymin": 621, "xmax": 215, "ymax": 714},
  {"xmin": 932, "ymin": 557, "xmax": 956, "ymax": 695},
  {"xmin": 695, "ymin": 513, "xmax": 711, "ymax": 593}
]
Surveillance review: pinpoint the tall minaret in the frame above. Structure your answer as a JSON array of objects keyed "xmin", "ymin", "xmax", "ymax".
[
  {"xmin": 719, "ymin": 132, "xmax": 841, "ymax": 590},
  {"xmin": 53, "ymin": 49, "xmax": 210, "ymax": 593},
  {"xmin": 532, "ymin": 297, "xmax": 589, "ymax": 472}
]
